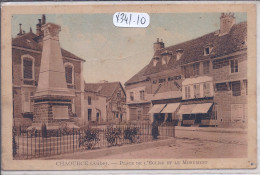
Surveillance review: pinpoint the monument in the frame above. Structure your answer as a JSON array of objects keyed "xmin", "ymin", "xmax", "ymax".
[{"xmin": 30, "ymin": 23, "xmax": 77, "ymax": 130}]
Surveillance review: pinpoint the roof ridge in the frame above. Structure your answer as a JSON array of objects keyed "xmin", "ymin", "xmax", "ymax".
[{"xmin": 163, "ymin": 21, "xmax": 246, "ymax": 51}]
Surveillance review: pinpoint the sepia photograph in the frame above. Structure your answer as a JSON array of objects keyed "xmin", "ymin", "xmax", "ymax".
[{"xmin": 1, "ymin": 3, "xmax": 257, "ymax": 171}]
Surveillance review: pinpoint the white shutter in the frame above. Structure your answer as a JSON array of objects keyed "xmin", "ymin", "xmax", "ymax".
[
  {"xmin": 22, "ymin": 90, "xmax": 31, "ymax": 112},
  {"xmin": 72, "ymin": 98, "xmax": 75, "ymax": 113}
]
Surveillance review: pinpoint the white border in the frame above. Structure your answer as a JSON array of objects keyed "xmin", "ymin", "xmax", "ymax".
[{"xmin": 1, "ymin": 1, "xmax": 259, "ymax": 175}]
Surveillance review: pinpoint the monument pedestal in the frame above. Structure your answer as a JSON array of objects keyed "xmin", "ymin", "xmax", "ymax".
[{"xmin": 30, "ymin": 95, "xmax": 78, "ymax": 130}]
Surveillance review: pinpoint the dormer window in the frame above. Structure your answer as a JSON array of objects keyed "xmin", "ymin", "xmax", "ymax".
[
  {"xmin": 161, "ymin": 50, "xmax": 172, "ymax": 65},
  {"xmin": 153, "ymin": 60, "xmax": 158, "ymax": 67},
  {"xmin": 26, "ymin": 39, "xmax": 31, "ymax": 44},
  {"xmin": 176, "ymin": 49, "xmax": 184, "ymax": 60},
  {"xmin": 204, "ymin": 47, "xmax": 210, "ymax": 55},
  {"xmin": 204, "ymin": 45, "xmax": 213, "ymax": 56},
  {"xmin": 153, "ymin": 57, "xmax": 159, "ymax": 67},
  {"xmin": 162, "ymin": 55, "xmax": 170, "ymax": 65}
]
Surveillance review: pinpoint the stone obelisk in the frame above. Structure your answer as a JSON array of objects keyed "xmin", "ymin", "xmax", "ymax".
[{"xmin": 32, "ymin": 23, "xmax": 75, "ymax": 130}]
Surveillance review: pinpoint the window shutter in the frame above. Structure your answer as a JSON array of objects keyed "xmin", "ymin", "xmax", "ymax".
[
  {"xmin": 232, "ymin": 81, "xmax": 241, "ymax": 96},
  {"xmin": 22, "ymin": 90, "xmax": 31, "ymax": 112},
  {"xmin": 65, "ymin": 66, "xmax": 73, "ymax": 84},
  {"xmin": 23, "ymin": 59, "xmax": 33, "ymax": 79}
]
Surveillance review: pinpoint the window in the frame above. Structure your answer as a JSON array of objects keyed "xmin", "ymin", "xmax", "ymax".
[
  {"xmin": 168, "ymin": 75, "xmax": 181, "ymax": 81},
  {"xmin": 230, "ymin": 59, "xmax": 238, "ymax": 73},
  {"xmin": 231, "ymin": 81, "xmax": 241, "ymax": 96},
  {"xmin": 193, "ymin": 63, "xmax": 200, "ymax": 76},
  {"xmin": 137, "ymin": 110, "xmax": 141, "ymax": 120},
  {"xmin": 88, "ymin": 96, "xmax": 91, "ymax": 105},
  {"xmin": 64, "ymin": 62, "xmax": 74, "ymax": 85},
  {"xmin": 176, "ymin": 49, "xmax": 184, "ymax": 60},
  {"xmin": 216, "ymin": 83, "xmax": 228, "ymax": 91},
  {"xmin": 130, "ymin": 108, "xmax": 137, "ymax": 120},
  {"xmin": 183, "ymin": 66, "xmax": 190, "ymax": 78},
  {"xmin": 88, "ymin": 109, "xmax": 92, "ymax": 121},
  {"xmin": 159, "ymin": 78, "xmax": 166, "ymax": 83},
  {"xmin": 140, "ymin": 90, "xmax": 145, "ymax": 100},
  {"xmin": 23, "ymin": 59, "xmax": 33, "ymax": 79},
  {"xmin": 203, "ymin": 83, "xmax": 211, "ymax": 97},
  {"xmin": 153, "ymin": 59, "xmax": 159, "ymax": 67},
  {"xmin": 152, "ymin": 80, "xmax": 157, "ymax": 84},
  {"xmin": 203, "ymin": 61, "xmax": 210, "ymax": 74},
  {"xmin": 65, "ymin": 66, "xmax": 73, "ymax": 84},
  {"xmin": 204, "ymin": 47, "xmax": 210, "ymax": 55},
  {"xmin": 21, "ymin": 55, "xmax": 35, "ymax": 85},
  {"xmin": 185, "ymin": 86, "xmax": 191, "ymax": 99},
  {"xmin": 96, "ymin": 112, "xmax": 100, "ymax": 122},
  {"xmin": 162, "ymin": 55, "xmax": 170, "ymax": 65},
  {"xmin": 117, "ymin": 91, "xmax": 121, "ymax": 98},
  {"xmin": 143, "ymin": 106, "xmax": 150, "ymax": 115},
  {"xmin": 193, "ymin": 84, "xmax": 200, "ymax": 98},
  {"xmin": 130, "ymin": 92, "xmax": 134, "ymax": 101},
  {"xmin": 243, "ymin": 80, "xmax": 248, "ymax": 95}
]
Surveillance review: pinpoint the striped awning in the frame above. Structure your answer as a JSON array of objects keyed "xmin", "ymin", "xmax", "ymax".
[
  {"xmin": 177, "ymin": 104, "xmax": 197, "ymax": 115},
  {"xmin": 178, "ymin": 103, "xmax": 213, "ymax": 115},
  {"xmin": 191, "ymin": 103, "xmax": 213, "ymax": 114},
  {"xmin": 161, "ymin": 103, "xmax": 180, "ymax": 113},
  {"xmin": 148, "ymin": 104, "xmax": 166, "ymax": 114}
]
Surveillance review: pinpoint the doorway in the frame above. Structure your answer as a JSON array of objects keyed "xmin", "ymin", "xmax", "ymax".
[{"xmin": 96, "ymin": 112, "xmax": 100, "ymax": 122}]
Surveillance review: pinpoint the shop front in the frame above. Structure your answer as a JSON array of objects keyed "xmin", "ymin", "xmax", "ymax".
[
  {"xmin": 149, "ymin": 103, "xmax": 181, "ymax": 126},
  {"xmin": 178, "ymin": 103, "xmax": 216, "ymax": 126}
]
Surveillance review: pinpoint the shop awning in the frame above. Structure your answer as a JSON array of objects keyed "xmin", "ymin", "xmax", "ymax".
[
  {"xmin": 191, "ymin": 103, "xmax": 213, "ymax": 114},
  {"xmin": 161, "ymin": 103, "xmax": 180, "ymax": 113},
  {"xmin": 148, "ymin": 104, "xmax": 166, "ymax": 114},
  {"xmin": 177, "ymin": 104, "xmax": 197, "ymax": 115}
]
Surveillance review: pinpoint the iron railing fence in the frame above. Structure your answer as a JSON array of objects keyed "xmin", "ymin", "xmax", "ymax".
[{"xmin": 12, "ymin": 124, "xmax": 175, "ymax": 159}]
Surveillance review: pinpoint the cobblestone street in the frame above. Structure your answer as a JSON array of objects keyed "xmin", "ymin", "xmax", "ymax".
[{"xmin": 100, "ymin": 129, "xmax": 247, "ymax": 159}]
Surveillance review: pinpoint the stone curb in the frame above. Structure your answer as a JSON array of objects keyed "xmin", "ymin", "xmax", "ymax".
[
  {"xmin": 44, "ymin": 138, "xmax": 175, "ymax": 160},
  {"xmin": 175, "ymin": 127, "xmax": 247, "ymax": 134}
]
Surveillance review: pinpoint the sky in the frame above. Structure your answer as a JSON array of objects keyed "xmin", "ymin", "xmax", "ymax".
[{"xmin": 12, "ymin": 13, "xmax": 247, "ymax": 84}]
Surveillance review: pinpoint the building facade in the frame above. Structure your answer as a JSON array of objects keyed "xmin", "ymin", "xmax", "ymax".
[
  {"xmin": 85, "ymin": 81, "xmax": 127, "ymax": 124},
  {"xmin": 125, "ymin": 13, "xmax": 247, "ymax": 128},
  {"xmin": 12, "ymin": 15, "xmax": 85, "ymax": 127}
]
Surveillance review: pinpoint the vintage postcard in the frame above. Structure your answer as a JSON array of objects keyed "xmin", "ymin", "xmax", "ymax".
[{"xmin": 1, "ymin": 2, "xmax": 257, "ymax": 171}]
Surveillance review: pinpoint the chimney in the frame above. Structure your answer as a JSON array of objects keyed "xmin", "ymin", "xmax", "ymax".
[
  {"xmin": 219, "ymin": 12, "xmax": 235, "ymax": 36},
  {"xmin": 17, "ymin": 24, "xmax": 23, "ymax": 36},
  {"xmin": 36, "ymin": 24, "xmax": 40, "ymax": 35},
  {"xmin": 42, "ymin": 14, "xmax": 46, "ymax": 25},
  {"xmin": 153, "ymin": 38, "xmax": 164, "ymax": 52}
]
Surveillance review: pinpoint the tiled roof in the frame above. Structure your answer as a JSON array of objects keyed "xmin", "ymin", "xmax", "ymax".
[
  {"xmin": 125, "ymin": 22, "xmax": 247, "ymax": 85},
  {"xmin": 124, "ymin": 65, "xmax": 149, "ymax": 86},
  {"xmin": 12, "ymin": 32, "xmax": 42, "ymax": 51},
  {"xmin": 12, "ymin": 32, "xmax": 84, "ymax": 61},
  {"xmin": 152, "ymin": 91, "xmax": 182, "ymax": 101},
  {"xmin": 85, "ymin": 82, "xmax": 124, "ymax": 98}
]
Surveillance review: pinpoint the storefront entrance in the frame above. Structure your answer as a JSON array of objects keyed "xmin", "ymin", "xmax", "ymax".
[{"xmin": 153, "ymin": 113, "xmax": 165, "ymax": 125}]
